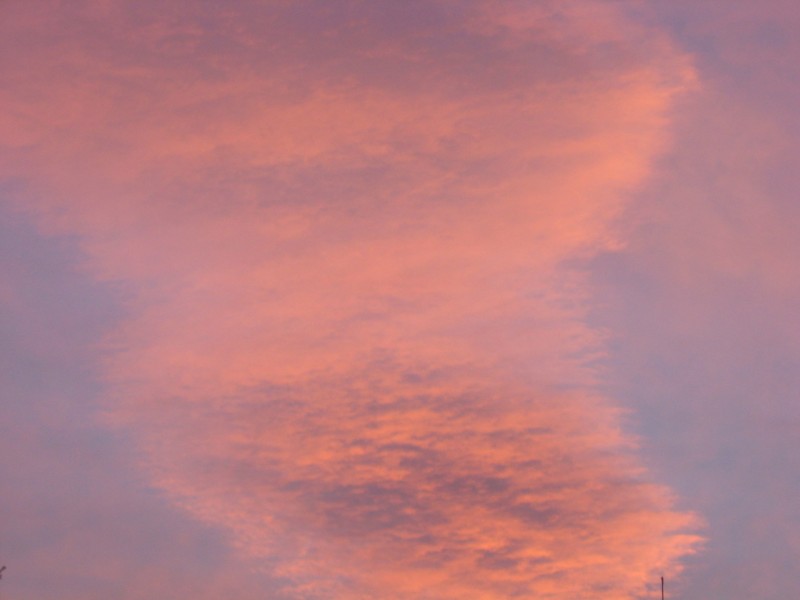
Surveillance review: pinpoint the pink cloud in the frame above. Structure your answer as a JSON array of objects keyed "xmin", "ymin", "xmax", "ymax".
[{"xmin": 1, "ymin": 1, "xmax": 700, "ymax": 597}]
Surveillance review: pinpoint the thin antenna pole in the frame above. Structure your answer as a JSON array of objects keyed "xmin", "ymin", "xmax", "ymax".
[{"xmin": 661, "ymin": 576, "xmax": 664, "ymax": 600}]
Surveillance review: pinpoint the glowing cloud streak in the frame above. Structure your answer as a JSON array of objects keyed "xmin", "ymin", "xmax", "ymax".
[{"xmin": 1, "ymin": 1, "xmax": 699, "ymax": 597}]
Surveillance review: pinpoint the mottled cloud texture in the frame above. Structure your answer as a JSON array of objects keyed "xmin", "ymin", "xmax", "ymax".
[{"xmin": 1, "ymin": 1, "xmax": 699, "ymax": 597}]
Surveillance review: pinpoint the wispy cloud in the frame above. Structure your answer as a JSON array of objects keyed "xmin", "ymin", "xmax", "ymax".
[{"xmin": 1, "ymin": 1, "xmax": 699, "ymax": 597}]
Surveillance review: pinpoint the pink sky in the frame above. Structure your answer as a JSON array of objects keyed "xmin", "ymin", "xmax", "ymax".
[{"xmin": 1, "ymin": 1, "xmax": 798, "ymax": 598}]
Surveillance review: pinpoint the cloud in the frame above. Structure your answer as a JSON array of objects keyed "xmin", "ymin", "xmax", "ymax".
[{"xmin": 1, "ymin": 1, "xmax": 699, "ymax": 597}]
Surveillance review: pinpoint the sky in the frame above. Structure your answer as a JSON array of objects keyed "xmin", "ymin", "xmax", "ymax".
[{"xmin": 0, "ymin": 1, "xmax": 798, "ymax": 598}]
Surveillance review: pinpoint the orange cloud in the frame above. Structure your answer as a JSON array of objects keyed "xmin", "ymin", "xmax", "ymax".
[{"xmin": 1, "ymin": 0, "xmax": 700, "ymax": 597}]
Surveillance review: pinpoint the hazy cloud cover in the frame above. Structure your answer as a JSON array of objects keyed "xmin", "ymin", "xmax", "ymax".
[{"xmin": 9, "ymin": 1, "xmax": 782, "ymax": 598}]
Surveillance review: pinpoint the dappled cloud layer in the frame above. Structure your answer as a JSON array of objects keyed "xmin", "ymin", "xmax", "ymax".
[{"xmin": 1, "ymin": 1, "xmax": 699, "ymax": 597}]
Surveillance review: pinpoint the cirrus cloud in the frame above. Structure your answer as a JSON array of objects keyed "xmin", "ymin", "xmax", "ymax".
[{"xmin": 1, "ymin": 1, "xmax": 699, "ymax": 597}]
